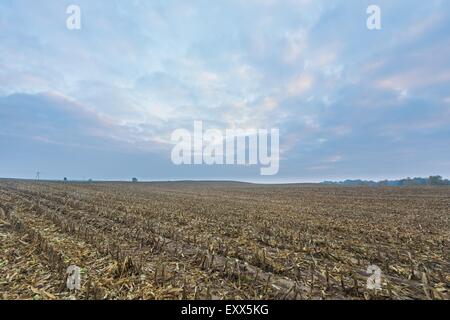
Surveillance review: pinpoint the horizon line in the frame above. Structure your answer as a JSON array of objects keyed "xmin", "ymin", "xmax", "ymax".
[{"xmin": 1, "ymin": 175, "xmax": 449, "ymax": 186}]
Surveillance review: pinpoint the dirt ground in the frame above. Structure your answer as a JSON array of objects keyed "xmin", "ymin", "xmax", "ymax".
[{"xmin": 0, "ymin": 180, "xmax": 448, "ymax": 300}]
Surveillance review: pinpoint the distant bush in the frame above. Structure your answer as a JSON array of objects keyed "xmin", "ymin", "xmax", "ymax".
[
  {"xmin": 322, "ymin": 176, "xmax": 450, "ymax": 186},
  {"xmin": 395, "ymin": 176, "xmax": 449, "ymax": 186},
  {"xmin": 132, "ymin": 178, "xmax": 138, "ymax": 182}
]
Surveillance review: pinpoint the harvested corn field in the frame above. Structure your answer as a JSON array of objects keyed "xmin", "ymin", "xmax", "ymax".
[{"xmin": 0, "ymin": 179, "xmax": 448, "ymax": 300}]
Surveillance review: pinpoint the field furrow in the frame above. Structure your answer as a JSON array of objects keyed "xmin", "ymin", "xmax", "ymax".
[{"xmin": 0, "ymin": 180, "xmax": 448, "ymax": 300}]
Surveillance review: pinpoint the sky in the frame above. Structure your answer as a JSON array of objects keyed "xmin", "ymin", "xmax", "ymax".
[{"xmin": 0, "ymin": 0, "xmax": 449, "ymax": 182}]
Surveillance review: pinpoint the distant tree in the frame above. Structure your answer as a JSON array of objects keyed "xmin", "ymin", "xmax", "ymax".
[
  {"xmin": 132, "ymin": 178, "xmax": 138, "ymax": 183},
  {"xmin": 63, "ymin": 177, "xmax": 68, "ymax": 182},
  {"xmin": 321, "ymin": 176, "xmax": 450, "ymax": 187},
  {"xmin": 428, "ymin": 176, "xmax": 443, "ymax": 185}
]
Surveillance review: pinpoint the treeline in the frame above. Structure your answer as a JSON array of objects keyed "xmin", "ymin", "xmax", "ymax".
[{"xmin": 322, "ymin": 176, "xmax": 450, "ymax": 186}]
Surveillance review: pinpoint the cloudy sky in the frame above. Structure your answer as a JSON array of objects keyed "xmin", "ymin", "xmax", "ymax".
[{"xmin": 0, "ymin": 0, "xmax": 449, "ymax": 182}]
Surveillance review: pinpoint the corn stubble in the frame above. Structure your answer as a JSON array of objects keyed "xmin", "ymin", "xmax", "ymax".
[{"xmin": 0, "ymin": 180, "xmax": 448, "ymax": 300}]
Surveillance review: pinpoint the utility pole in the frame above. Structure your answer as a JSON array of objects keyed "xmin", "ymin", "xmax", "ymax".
[{"xmin": 35, "ymin": 171, "xmax": 41, "ymax": 181}]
